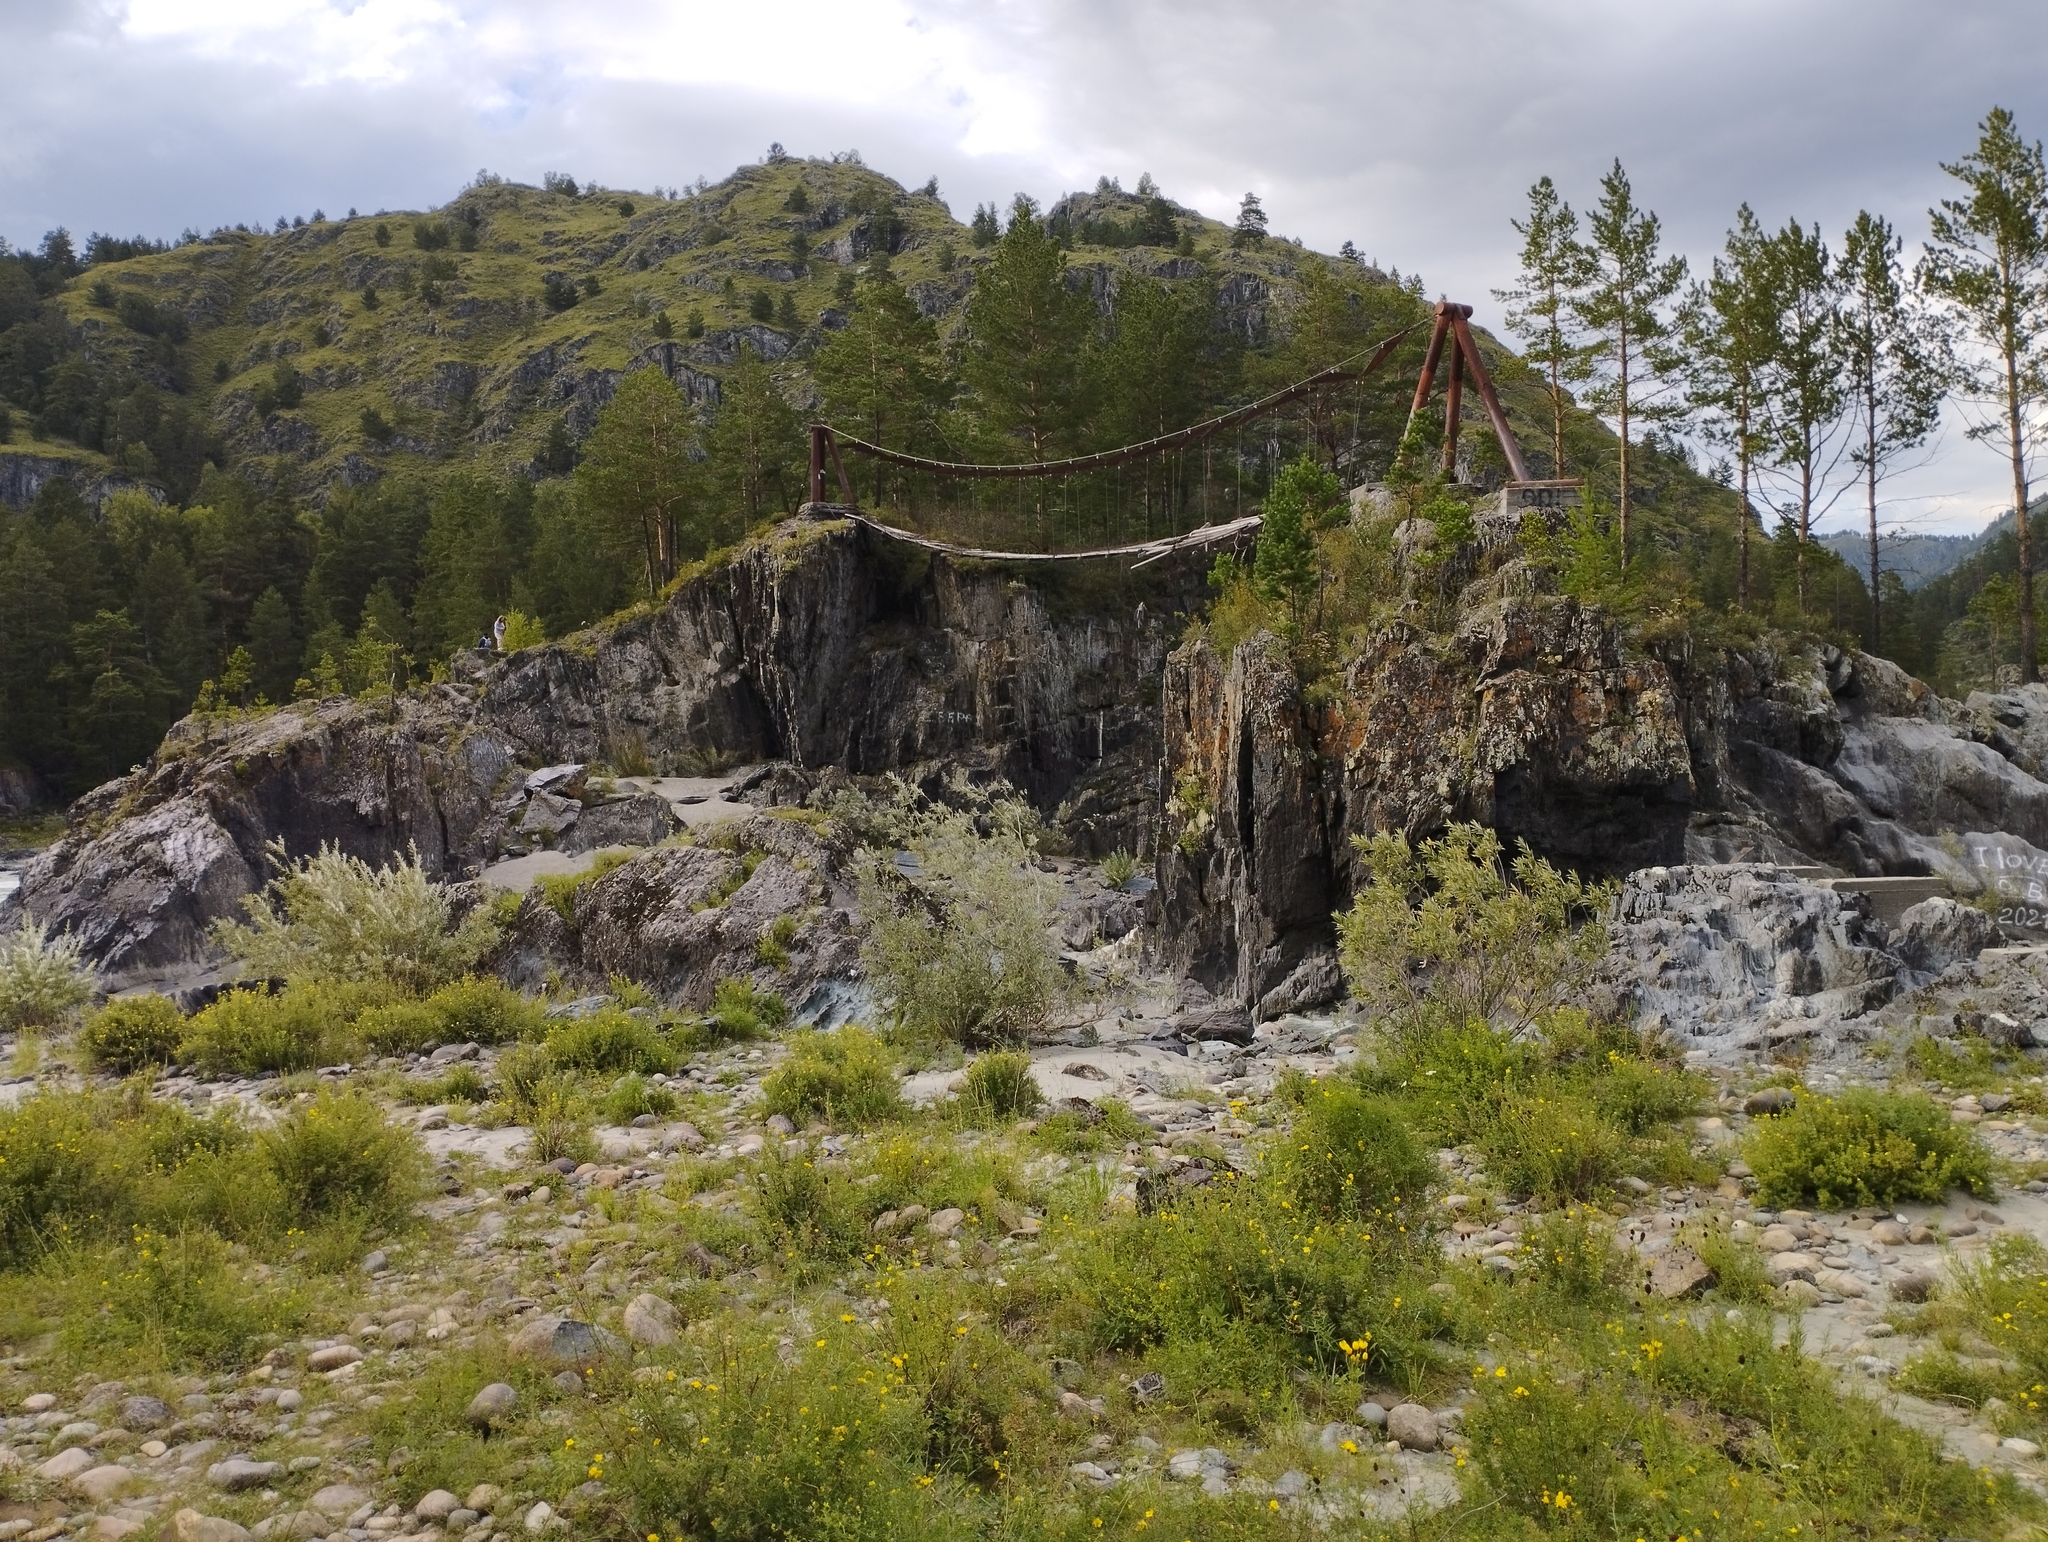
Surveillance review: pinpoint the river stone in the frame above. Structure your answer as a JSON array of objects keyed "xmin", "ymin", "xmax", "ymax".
[
  {"xmin": 466, "ymin": 1382, "xmax": 519, "ymax": 1427},
  {"xmin": 118, "ymin": 1395, "xmax": 173, "ymax": 1430},
  {"xmin": 1765, "ymin": 1252, "xmax": 1820, "ymax": 1284},
  {"xmin": 622, "ymin": 1292, "xmax": 679, "ymax": 1346},
  {"xmin": 35, "ymin": 1445, "xmax": 96, "ymax": 1480},
  {"xmin": 1892, "ymin": 1270, "xmax": 1940, "ymax": 1303},
  {"xmin": 170, "ymin": 1512, "xmax": 252, "ymax": 1542},
  {"xmin": 465, "ymin": 1483, "xmax": 503, "ymax": 1513},
  {"xmin": 306, "ymin": 1344, "xmax": 362, "ymax": 1372},
  {"xmin": 1386, "ymin": 1403, "xmax": 1439, "ymax": 1452},
  {"xmin": 1645, "ymin": 1247, "xmax": 1716, "ymax": 1300},
  {"xmin": 525, "ymin": 1501, "xmax": 556, "ymax": 1533},
  {"xmin": 309, "ymin": 1484, "xmax": 372, "ymax": 1517},
  {"xmin": 72, "ymin": 1463, "xmax": 144, "ymax": 1502},
  {"xmin": 508, "ymin": 1315, "xmax": 619, "ymax": 1367},
  {"xmin": 414, "ymin": 1490, "xmax": 460, "ymax": 1521},
  {"xmin": 207, "ymin": 1457, "xmax": 280, "ymax": 1491}
]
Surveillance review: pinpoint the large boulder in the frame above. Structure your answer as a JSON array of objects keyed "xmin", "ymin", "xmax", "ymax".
[{"xmin": 1607, "ymin": 865, "xmax": 1902, "ymax": 1056}]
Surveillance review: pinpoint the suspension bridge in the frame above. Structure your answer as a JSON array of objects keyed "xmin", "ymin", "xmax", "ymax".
[{"xmin": 797, "ymin": 301, "xmax": 1546, "ymax": 563}]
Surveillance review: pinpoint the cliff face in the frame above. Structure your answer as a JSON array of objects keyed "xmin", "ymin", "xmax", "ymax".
[
  {"xmin": 1155, "ymin": 592, "xmax": 1697, "ymax": 1016},
  {"xmin": 4, "ymin": 518, "xmax": 1204, "ymax": 988},
  {"xmin": 23, "ymin": 510, "xmax": 2048, "ymax": 1013}
]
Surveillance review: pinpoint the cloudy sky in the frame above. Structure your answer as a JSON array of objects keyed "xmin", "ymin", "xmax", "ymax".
[{"xmin": 6, "ymin": 0, "xmax": 2048, "ymax": 534}]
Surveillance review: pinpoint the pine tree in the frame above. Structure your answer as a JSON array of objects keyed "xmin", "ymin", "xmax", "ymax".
[
  {"xmin": 1838, "ymin": 211, "xmax": 1943, "ymax": 651},
  {"xmin": 1759, "ymin": 218, "xmax": 1849, "ymax": 611},
  {"xmin": 1682, "ymin": 206, "xmax": 1780, "ymax": 612},
  {"xmin": 1493, "ymin": 176, "xmax": 1595, "ymax": 476},
  {"xmin": 812, "ymin": 267, "xmax": 949, "ymax": 501},
  {"xmin": 577, "ymin": 369, "xmax": 701, "ymax": 594},
  {"xmin": 970, "ymin": 203, "xmax": 1000, "ymax": 248},
  {"xmin": 1574, "ymin": 160, "xmax": 1689, "ymax": 564},
  {"xmin": 244, "ymin": 586, "xmax": 297, "ymax": 704},
  {"xmin": 706, "ymin": 346, "xmax": 804, "ymax": 528},
  {"xmin": 959, "ymin": 196, "xmax": 1095, "ymax": 461},
  {"xmin": 1920, "ymin": 107, "xmax": 2048, "ymax": 683},
  {"xmin": 1231, "ymin": 193, "xmax": 1268, "ymax": 250}
]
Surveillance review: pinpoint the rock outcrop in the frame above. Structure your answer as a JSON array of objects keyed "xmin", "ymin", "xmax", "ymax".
[
  {"xmin": 1156, "ymin": 592, "xmax": 1696, "ymax": 1015},
  {"xmin": 4, "ymin": 518, "xmax": 1206, "ymax": 992}
]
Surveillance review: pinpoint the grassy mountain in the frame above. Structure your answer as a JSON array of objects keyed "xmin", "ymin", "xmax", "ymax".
[{"xmin": 5, "ymin": 159, "xmax": 1445, "ymax": 501}]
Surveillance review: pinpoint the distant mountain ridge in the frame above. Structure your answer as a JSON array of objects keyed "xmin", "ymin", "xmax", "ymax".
[{"xmin": 1818, "ymin": 520, "xmax": 2002, "ymax": 591}]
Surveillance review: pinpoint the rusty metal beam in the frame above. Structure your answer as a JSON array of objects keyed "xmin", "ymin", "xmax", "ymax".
[
  {"xmin": 1441, "ymin": 341, "xmax": 1465, "ymax": 478},
  {"xmin": 1449, "ymin": 313, "xmax": 1532, "ymax": 484},
  {"xmin": 1407, "ymin": 309, "xmax": 1453, "ymax": 424}
]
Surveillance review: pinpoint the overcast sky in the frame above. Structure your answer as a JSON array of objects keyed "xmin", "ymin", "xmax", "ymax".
[{"xmin": 5, "ymin": 0, "xmax": 2048, "ymax": 535}]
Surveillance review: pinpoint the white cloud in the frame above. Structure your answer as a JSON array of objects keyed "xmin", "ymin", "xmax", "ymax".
[{"xmin": 7, "ymin": 0, "xmax": 2048, "ymax": 528}]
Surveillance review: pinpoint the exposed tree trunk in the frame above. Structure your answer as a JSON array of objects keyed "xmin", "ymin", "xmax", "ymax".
[
  {"xmin": 1867, "ymin": 370, "xmax": 1881, "ymax": 652},
  {"xmin": 1617, "ymin": 319, "xmax": 1631, "ymax": 565},
  {"xmin": 2010, "ymin": 333, "xmax": 2038, "ymax": 682}
]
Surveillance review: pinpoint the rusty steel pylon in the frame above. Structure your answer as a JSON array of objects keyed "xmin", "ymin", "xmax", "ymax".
[{"xmin": 1405, "ymin": 300, "xmax": 1531, "ymax": 484}]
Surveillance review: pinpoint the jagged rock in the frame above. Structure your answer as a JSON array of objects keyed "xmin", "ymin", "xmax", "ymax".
[
  {"xmin": 500, "ymin": 811, "xmax": 858, "ymax": 1009},
  {"xmin": 1606, "ymin": 866, "xmax": 1902, "ymax": 1058},
  {"xmin": 5, "ymin": 519, "xmax": 1207, "ymax": 989},
  {"xmin": 1894, "ymin": 896, "xmax": 1996, "ymax": 974},
  {"xmin": 518, "ymin": 790, "xmax": 581, "ymax": 837},
  {"xmin": 560, "ymin": 793, "xmax": 676, "ymax": 854},
  {"xmin": 1157, "ymin": 597, "xmax": 1694, "ymax": 1012}
]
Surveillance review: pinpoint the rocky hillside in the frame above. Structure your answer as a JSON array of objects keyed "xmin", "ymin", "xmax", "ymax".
[
  {"xmin": 0, "ymin": 161, "xmax": 1435, "ymax": 505},
  {"xmin": 3, "ymin": 516, "xmax": 1205, "ymax": 994}
]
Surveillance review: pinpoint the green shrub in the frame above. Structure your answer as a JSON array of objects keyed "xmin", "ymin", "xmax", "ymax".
[
  {"xmin": 423, "ymin": 975, "xmax": 544, "ymax": 1044},
  {"xmin": 709, "ymin": 977, "xmax": 789, "ymax": 1039},
  {"xmin": 257, "ymin": 1089, "xmax": 423, "ymax": 1228},
  {"xmin": 211, "ymin": 839, "xmax": 500, "ymax": 993},
  {"xmin": 752, "ymin": 1144, "xmax": 868, "ymax": 1265},
  {"xmin": 1521, "ymin": 1207, "xmax": 1624, "ymax": 1301},
  {"xmin": 400, "ymin": 1064, "xmax": 488, "ymax": 1105},
  {"xmin": 1278, "ymin": 1083, "xmax": 1432, "ymax": 1221},
  {"xmin": 53, "ymin": 1225, "xmax": 304, "ymax": 1369},
  {"xmin": 857, "ymin": 806, "xmax": 1063, "ymax": 1047},
  {"xmin": 1476, "ymin": 1088, "xmax": 1625, "ymax": 1203},
  {"xmin": 178, "ymin": 980, "xmax": 370, "ymax": 1076},
  {"xmin": 357, "ymin": 999, "xmax": 442, "ymax": 1055},
  {"xmin": 525, "ymin": 1084, "xmax": 594, "ymax": 1166},
  {"xmin": 1337, "ymin": 822, "xmax": 1611, "ymax": 1040},
  {"xmin": 1099, "ymin": 850, "xmax": 1139, "ymax": 888},
  {"xmin": 494, "ymin": 1042, "xmax": 554, "ymax": 1109},
  {"xmin": 543, "ymin": 1007, "xmax": 673, "ymax": 1073},
  {"xmin": 80, "ymin": 994, "xmax": 185, "ymax": 1072},
  {"xmin": 960, "ymin": 1050, "xmax": 1043, "ymax": 1120},
  {"xmin": 756, "ymin": 914, "xmax": 799, "ymax": 968},
  {"xmin": 537, "ymin": 849, "xmax": 632, "ymax": 923},
  {"xmin": 599, "ymin": 1072, "xmax": 677, "ymax": 1124},
  {"xmin": 1745, "ymin": 1089, "xmax": 1993, "ymax": 1208},
  {"xmin": 0, "ymin": 917, "xmax": 95, "ymax": 1030},
  {"xmin": 607, "ymin": 1329, "xmax": 941, "ymax": 1541},
  {"xmin": 761, "ymin": 1028, "xmax": 904, "ymax": 1129},
  {"xmin": 0, "ymin": 1087, "xmax": 243, "ymax": 1265}
]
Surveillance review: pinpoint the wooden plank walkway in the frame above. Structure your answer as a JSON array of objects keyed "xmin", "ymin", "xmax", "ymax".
[{"xmin": 803, "ymin": 504, "xmax": 1263, "ymax": 566}]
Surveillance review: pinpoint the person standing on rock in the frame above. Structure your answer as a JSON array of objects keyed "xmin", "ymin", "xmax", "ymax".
[{"xmin": 492, "ymin": 615, "xmax": 508, "ymax": 652}]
